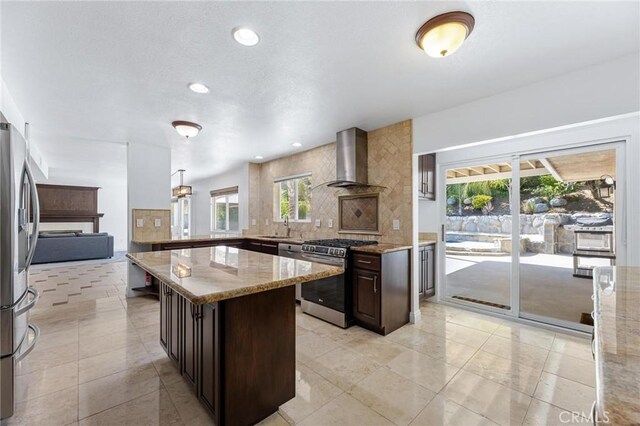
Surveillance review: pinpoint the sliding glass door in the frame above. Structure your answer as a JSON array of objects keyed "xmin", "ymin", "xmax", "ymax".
[
  {"xmin": 441, "ymin": 143, "xmax": 620, "ymax": 331},
  {"xmin": 443, "ymin": 158, "xmax": 513, "ymax": 313}
]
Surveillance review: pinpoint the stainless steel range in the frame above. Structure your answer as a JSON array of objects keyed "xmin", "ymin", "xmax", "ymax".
[{"xmin": 300, "ymin": 239, "xmax": 377, "ymax": 328}]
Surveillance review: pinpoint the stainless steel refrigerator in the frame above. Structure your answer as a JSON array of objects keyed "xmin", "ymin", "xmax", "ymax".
[{"xmin": 0, "ymin": 121, "xmax": 41, "ymax": 420}]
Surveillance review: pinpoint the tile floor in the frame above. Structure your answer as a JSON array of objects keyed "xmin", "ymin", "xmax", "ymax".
[{"xmin": 11, "ymin": 259, "xmax": 596, "ymax": 425}]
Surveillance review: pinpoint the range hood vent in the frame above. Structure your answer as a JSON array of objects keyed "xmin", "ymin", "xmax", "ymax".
[{"xmin": 327, "ymin": 127, "xmax": 370, "ymax": 188}]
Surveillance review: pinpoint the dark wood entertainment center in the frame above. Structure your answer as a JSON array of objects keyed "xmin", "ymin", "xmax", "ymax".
[{"xmin": 36, "ymin": 184, "xmax": 104, "ymax": 232}]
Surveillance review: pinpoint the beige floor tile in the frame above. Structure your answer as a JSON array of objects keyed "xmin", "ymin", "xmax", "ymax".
[
  {"xmin": 551, "ymin": 334, "xmax": 593, "ymax": 362},
  {"xmin": 164, "ymin": 377, "xmax": 211, "ymax": 423},
  {"xmin": 348, "ymin": 334, "xmax": 410, "ymax": 364},
  {"xmin": 523, "ymin": 398, "xmax": 586, "ymax": 426},
  {"xmin": 256, "ymin": 412, "xmax": 291, "ymax": 426},
  {"xmin": 448, "ymin": 311, "xmax": 503, "ymax": 333},
  {"xmin": 15, "ymin": 361, "xmax": 78, "ymax": 403},
  {"xmin": 184, "ymin": 413, "xmax": 216, "ymax": 426},
  {"xmin": 481, "ymin": 335, "xmax": 550, "ymax": 369},
  {"xmin": 78, "ymin": 388, "xmax": 182, "ymax": 425},
  {"xmin": 494, "ymin": 323, "xmax": 556, "ymax": 350},
  {"xmin": 415, "ymin": 320, "xmax": 492, "ymax": 350},
  {"xmin": 6, "ymin": 386, "xmax": 78, "ymax": 426},
  {"xmin": 79, "ymin": 329, "xmax": 142, "ymax": 359},
  {"xmin": 533, "ymin": 372, "xmax": 595, "ymax": 415},
  {"xmin": 35, "ymin": 327, "xmax": 79, "ymax": 352},
  {"xmin": 79, "ymin": 343, "xmax": 152, "ymax": 383},
  {"xmin": 152, "ymin": 356, "xmax": 185, "ymax": 386},
  {"xmin": 441, "ymin": 370, "xmax": 531, "ymax": 425},
  {"xmin": 295, "ymin": 333, "xmax": 341, "ymax": 364},
  {"xmin": 349, "ymin": 368, "xmax": 435, "ymax": 425},
  {"xmin": 543, "ymin": 351, "xmax": 596, "ymax": 387},
  {"xmin": 298, "ymin": 393, "xmax": 393, "ymax": 426},
  {"xmin": 313, "ymin": 323, "xmax": 376, "ymax": 345},
  {"xmin": 463, "ymin": 350, "xmax": 543, "ymax": 395},
  {"xmin": 387, "ymin": 349, "xmax": 459, "ymax": 393},
  {"xmin": 306, "ymin": 346, "xmax": 382, "ymax": 391},
  {"xmin": 279, "ymin": 364, "xmax": 343, "ymax": 424},
  {"xmin": 128, "ymin": 309, "xmax": 161, "ymax": 329},
  {"xmin": 78, "ymin": 317, "xmax": 135, "ymax": 339},
  {"xmin": 296, "ymin": 311, "xmax": 328, "ymax": 332},
  {"xmin": 16, "ymin": 342, "xmax": 79, "ymax": 376},
  {"xmin": 136, "ymin": 323, "xmax": 161, "ymax": 342},
  {"xmin": 410, "ymin": 394, "xmax": 498, "ymax": 426},
  {"xmin": 78, "ymin": 364, "xmax": 161, "ymax": 419}
]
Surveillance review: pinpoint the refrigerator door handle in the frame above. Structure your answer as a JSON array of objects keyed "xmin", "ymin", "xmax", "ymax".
[
  {"xmin": 23, "ymin": 161, "xmax": 40, "ymax": 268},
  {"xmin": 14, "ymin": 323, "xmax": 40, "ymax": 362},
  {"xmin": 15, "ymin": 287, "xmax": 39, "ymax": 316}
]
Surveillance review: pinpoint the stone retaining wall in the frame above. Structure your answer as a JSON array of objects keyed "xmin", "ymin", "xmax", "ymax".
[{"xmin": 446, "ymin": 213, "xmax": 609, "ymax": 254}]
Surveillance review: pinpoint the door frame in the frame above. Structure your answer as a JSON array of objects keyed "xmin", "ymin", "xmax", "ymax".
[{"xmin": 437, "ymin": 139, "xmax": 627, "ymax": 330}]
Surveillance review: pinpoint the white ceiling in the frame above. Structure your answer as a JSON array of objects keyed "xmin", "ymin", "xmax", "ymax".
[{"xmin": 2, "ymin": 1, "xmax": 639, "ymax": 182}]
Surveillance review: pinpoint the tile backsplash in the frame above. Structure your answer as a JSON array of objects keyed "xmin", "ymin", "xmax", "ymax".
[
  {"xmin": 131, "ymin": 209, "xmax": 171, "ymax": 242},
  {"xmin": 248, "ymin": 120, "xmax": 413, "ymax": 245}
]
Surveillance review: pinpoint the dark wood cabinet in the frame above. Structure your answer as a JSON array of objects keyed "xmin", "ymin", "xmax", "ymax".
[
  {"xmin": 159, "ymin": 282, "xmax": 181, "ymax": 365},
  {"xmin": 419, "ymin": 244, "xmax": 435, "ymax": 299},
  {"xmin": 352, "ymin": 250, "xmax": 410, "ymax": 335},
  {"xmin": 198, "ymin": 303, "xmax": 219, "ymax": 422},
  {"xmin": 244, "ymin": 239, "xmax": 279, "ymax": 255},
  {"xmin": 418, "ymin": 153, "xmax": 436, "ymax": 200},
  {"xmin": 182, "ymin": 298, "xmax": 199, "ymax": 389},
  {"xmin": 353, "ymin": 269, "xmax": 381, "ymax": 328},
  {"xmin": 160, "ymin": 283, "xmax": 169, "ymax": 351}
]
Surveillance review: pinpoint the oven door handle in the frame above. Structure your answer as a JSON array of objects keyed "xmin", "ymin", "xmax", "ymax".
[{"xmin": 301, "ymin": 253, "xmax": 345, "ymax": 267}]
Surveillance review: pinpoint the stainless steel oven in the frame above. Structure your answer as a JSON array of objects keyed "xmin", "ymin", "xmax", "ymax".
[{"xmin": 299, "ymin": 239, "xmax": 377, "ymax": 328}]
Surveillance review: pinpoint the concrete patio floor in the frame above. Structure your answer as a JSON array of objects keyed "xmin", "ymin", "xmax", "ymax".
[{"xmin": 445, "ymin": 253, "xmax": 593, "ymax": 325}]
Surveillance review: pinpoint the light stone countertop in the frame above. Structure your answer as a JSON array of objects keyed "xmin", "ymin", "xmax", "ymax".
[
  {"xmin": 126, "ymin": 246, "xmax": 343, "ymax": 304},
  {"xmin": 131, "ymin": 234, "xmax": 305, "ymax": 245},
  {"xmin": 593, "ymin": 266, "xmax": 640, "ymax": 425},
  {"xmin": 351, "ymin": 239, "xmax": 437, "ymax": 254}
]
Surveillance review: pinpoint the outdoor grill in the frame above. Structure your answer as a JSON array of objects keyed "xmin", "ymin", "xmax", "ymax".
[{"xmin": 572, "ymin": 216, "xmax": 615, "ymax": 278}]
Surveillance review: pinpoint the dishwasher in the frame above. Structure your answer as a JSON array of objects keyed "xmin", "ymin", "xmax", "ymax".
[{"xmin": 278, "ymin": 243, "xmax": 304, "ymax": 302}]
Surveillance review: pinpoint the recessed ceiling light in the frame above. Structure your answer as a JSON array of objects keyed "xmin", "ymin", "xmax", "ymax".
[
  {"xmin": 415, "ymin": 11, "xmax": 475, "ymax": 58},
  {"xmin": 292, "ymin": 142, "xmax": 302, "ymax": 147},
  {"xmin": 232, "ymin": 27, "xmax": 260, "ymax": 47},
  {"xmin": 172, "ymin": 121, "xmax": 202, "ymax": 139},
  {"xmin": 188, "ymin": 83, "xmax": 209, "ymax": 94},
  {"xmin": 255, "ymin": 155, "xmax": 264, "ymax": 160}
]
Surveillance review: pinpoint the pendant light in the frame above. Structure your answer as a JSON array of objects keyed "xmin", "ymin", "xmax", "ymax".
[
  {"xmin": 415, "ymin": 11, "xmax": 475, "ymax": 58},
  {"xmin": 172, "ymin": 169, "xmax": 192, "ymax": 198}
]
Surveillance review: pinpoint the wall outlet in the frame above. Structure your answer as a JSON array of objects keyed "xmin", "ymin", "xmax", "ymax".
[
  {"xmin": 136, "ymin": 219, "xmax": 144, "ymax": 228},
  {"xmin": 315, "ymin": 219, "xmax": 321, "ymax": 227},
  {"xmin": 393, "ymin": 219, "xmax": 400, "ymax": 230},
  {"xmin": 328, "ymin": 219, "xmax": 333, "ymax": 228},
  {"xmin": 154, "ymin": 218, "xmax": 162, "ymax": 228},
  {"xmin": 252, "ymin": 219, "xmax": 256, "ymax": 226}
]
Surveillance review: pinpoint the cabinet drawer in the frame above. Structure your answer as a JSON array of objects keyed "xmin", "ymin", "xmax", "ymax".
[{"xmin": 352, "ymin": 253, "xmax": 381, "ymax": 271}]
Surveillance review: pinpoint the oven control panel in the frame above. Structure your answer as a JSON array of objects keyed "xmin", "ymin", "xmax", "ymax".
[{"xmin": 301, "ymin": 245, "xmax": 347, "ymax": 258}]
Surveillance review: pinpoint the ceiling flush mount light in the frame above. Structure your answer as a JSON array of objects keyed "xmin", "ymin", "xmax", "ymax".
[
  {"xmin": 232, "ymin": 27, "xmax": 260, "ymax": 46},
  {"xmin": 292, "ymin": 142, "xmax": 302, "ymax": 147},
  {"xmin": 415, "ymin": 11, "xmax": 475, "ymax": 58},
  {"xmin": 255, "ymin": 155, "xmax": 264, "ymax": 160},
  {"xmin": 172, "ymin": 169, "xmax": 192, "ymax": 198},
  {"xmin": 188, "ymin": 83, "xmax": 209, "ymax": 94},
  {"xmin": 172, "ymin": 120, "xmax": 202, "ymax": 139}
]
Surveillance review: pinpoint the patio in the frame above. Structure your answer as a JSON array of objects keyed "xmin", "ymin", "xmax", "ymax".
[{"xmin": 446, "ymin": 253, "xmax": 593, "ymax": 324}]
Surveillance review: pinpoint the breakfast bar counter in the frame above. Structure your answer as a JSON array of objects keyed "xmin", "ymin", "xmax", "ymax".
[{"xmin": 126, "ymin": 246, "xmax": 343, "ymax": 425}]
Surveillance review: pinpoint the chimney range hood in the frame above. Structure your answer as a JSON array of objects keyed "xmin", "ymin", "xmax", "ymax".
[{"xmin": 326, "ymin": 127, "xmax": 371, "ymax": 188}]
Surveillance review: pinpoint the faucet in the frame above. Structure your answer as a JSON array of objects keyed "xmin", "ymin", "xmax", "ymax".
[{"xmin": 284, "ymin": 215, "xmax": 291, "ymax": 238}]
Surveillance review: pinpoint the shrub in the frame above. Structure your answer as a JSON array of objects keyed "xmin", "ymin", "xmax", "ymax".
[
  {"xmin": 481, "ymin": 201, "xmax": 494, "ymax": 215},
  {"xmin": 471, "ymin": 194, "xmax": 493, "ymax": 210},
  {"xmin": 532, "ymin": 175, "xmax": 577, "ymax": 200},
  {"xmin": 522, "ymin": 199, "xmax": 536, "ymax": 214}
]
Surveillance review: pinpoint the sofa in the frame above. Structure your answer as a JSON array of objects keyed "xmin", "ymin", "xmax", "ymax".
[{"xmin": 32, "ymin": 232, "xmax": 114, "ymax": 264}]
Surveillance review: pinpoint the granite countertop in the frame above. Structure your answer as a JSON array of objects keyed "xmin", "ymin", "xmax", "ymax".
[
  {"xmin": 593, "ymin": 266, "xmax": 640, "ymax": 425},
  {"xmin": 419, "ymin": 239, "xmax": 437, "ymax": 246},
  {"xmin": 351, "ymin": 240, "xmax": 437, "ymax": 254},
  {"xmin": 131, "ymin": 234, "xmax": 305, "ymax": 245},
  {"xmin": 127, "ymin": 247, "xmax": 343, "ymax": 304}
]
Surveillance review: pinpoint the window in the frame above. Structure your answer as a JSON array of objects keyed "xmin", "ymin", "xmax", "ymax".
[
  {"xmin": 210, "ymin": 187, "xmax": 239, "ymax": 232},
  {"xmin": 274, "ymin": 174, "xmax": 312, "ymax": 222},
  {"xmin": 171, "ymin": 197, "xmax": 191, "ymax": 237}
]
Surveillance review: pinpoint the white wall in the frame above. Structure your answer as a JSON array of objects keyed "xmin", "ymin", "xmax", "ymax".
[
  {"xmin": 188, "ymin": 163, "xmax": 249, "ymax": 235},
  {"xmin": 413, "ymin": 53, "xmax": 640, "ymax": 154},
  {"xmin": 127, "ymin": 142, "xmax": 171, "ymax": 295}
]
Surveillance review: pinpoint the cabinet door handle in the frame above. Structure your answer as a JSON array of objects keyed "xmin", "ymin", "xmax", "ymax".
[
  {"xmin": 361, "ymin": 276, "xmax": 374, "ymax": 281},
  {"xmin": 441, "ymin": 224, "xmax": 445, "ymax": 242},
  {"xmin": 374, "ymin": 276, "xmax": 377, "ymax": 293},
  {"xmin": 357, "ymin": 259, "xmax": 372, "ymax": 264},
  {"xmin": 262, "ymin": 243, "xmax": 278, "ymax": 248}
]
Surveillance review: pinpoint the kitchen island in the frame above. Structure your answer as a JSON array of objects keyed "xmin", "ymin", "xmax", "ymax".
[{"xmin": 126, "ymin": 246, "xmax": 343, "ymax": 426}]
